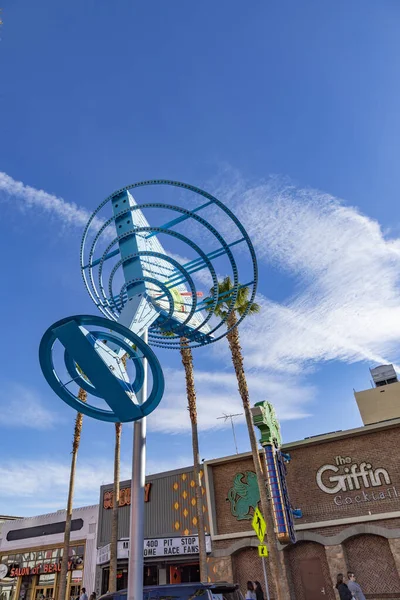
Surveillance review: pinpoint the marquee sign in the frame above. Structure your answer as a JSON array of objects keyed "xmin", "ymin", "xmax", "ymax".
[{"xmin": 96, "ymin": 535, "xmax": 212, "ymax": 564}]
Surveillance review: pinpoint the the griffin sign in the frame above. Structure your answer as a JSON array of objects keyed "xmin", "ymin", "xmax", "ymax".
[{"xmin": 316, "ymin": 456, "xmax": 398, "ymax": 507}]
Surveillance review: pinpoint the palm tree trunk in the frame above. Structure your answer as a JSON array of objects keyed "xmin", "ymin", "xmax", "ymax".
[
  {"xmin": 110, "ymin": 353, "xmax": 127, "ymax": 592},
  {"xmin": 180, "ymin": 339, "xmax": 208, "ymax": 583},
  {"xmin": 58, "ymin": 388, "xmax": 86, "ymax": 600},
  {"xmin": 109, "ymin": 421, "xmax": 122, "ymax": 592},
  {"xmin": 226, "ymin": 312, "xmax": 283, "ymax": 600}
]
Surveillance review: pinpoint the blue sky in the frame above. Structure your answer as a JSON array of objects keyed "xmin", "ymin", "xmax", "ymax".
[{"xmin": 1, "ymin": 0, "xmax": 400, "ymax": 516}]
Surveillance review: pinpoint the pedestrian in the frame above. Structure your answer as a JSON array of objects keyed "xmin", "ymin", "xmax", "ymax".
[
  {"xmin": 254, "ymin": 581, "xmax": 264, "ymax": 600},
  {"xmin": 347, "ymin": 572, "xmax": 366, "ymax": 600},
  {"xmin": 335, "ymin": 574, "xmax": 353, "ymax": 600},
  {"xmin": 245, "ymin": 581, "xmax": 256, "ymax": 600},
  {"xmin": 79, "ymin": 588, "xmax": 88, "ymax": 600},
  {"xmin": 89, "ymin": 593, "xmax": 96, "ymax": 600}
]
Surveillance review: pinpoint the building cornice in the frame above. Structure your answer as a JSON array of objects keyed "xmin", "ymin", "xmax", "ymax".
[{"xmin": 204, "ymin": 418, "xmax": 400, "ymax": 467}]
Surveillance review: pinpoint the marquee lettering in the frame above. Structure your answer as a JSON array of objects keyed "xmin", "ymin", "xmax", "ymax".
[
  {"xmin": 103, "ymin": 483, "xmax": 151, "ymax": 509},
  {"xmin": 316, "ymin": 459, "xmax": 391, "ymax": 495},
  {"xmin": 10, "ymin": 561, "xmax": 75, "ymax": 578}
]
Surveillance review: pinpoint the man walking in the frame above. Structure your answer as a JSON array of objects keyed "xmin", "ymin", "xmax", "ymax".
[
  {"xmin": 347, "ymin": 572, "xmax": 366, "ymax": 600},
  {"xmin": 79, "ymin": 588, "xmax": 88, "ymax": 600}
]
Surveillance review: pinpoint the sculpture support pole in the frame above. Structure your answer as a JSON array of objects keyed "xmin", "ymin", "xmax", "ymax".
[
  {"xmin": 262, "ymin": 557, "xmax": 271, "ymax": 600},
  {"xmin": 128, "ymin": 329, "xmax": 148, "ymax": 600}
]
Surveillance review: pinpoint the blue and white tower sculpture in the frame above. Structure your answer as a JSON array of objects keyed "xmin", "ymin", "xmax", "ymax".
[{"xmin": 40, "ymin": 180, "xmax": 258, "ymax": 600}]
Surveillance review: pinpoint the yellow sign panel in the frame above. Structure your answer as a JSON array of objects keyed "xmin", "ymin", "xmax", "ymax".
[
  {"xmin": 252, "ymin": 507, "xmax": 266, "ymax": 543},
  {"xmin": 258, "ymin": 545, "xmax": 268, "ymax": 557}
]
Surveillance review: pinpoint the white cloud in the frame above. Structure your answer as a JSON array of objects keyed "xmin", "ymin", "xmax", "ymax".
[
  {"xmin": 211, "ymin": 171, "xmax": 400, "ymax": 372},
  {"xmin": 0, "ymin": 459, "xmax": 127, "ymax": 515},
  {"xmin": 0, "ymin": 384, "xmax": 61, "ymax": 429},
  {"xmin": 147, "ymin": 367, "xmax": 314, "ymax": 434},
  {"xmin": 0, "ymin": 454, "xmax": 192, "ymax": 515},
  {"xmin": 0, "ymin": 171, "xmax": 103, "ymax": 230}
]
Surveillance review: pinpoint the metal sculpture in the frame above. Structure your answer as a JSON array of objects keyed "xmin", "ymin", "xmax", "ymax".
[
  {"xmin": 80, "ymin": 180, "xmax": 258, "ymax": 348},
  {"xmin": 39, "ymin": 315, "xmax": 164, "ymax": 422},
  {"xmin": 40, "ymin": 180, "xmax": 258, "ymax": 600},
  {"xmin": 251, "ymin": 401, "xmax": 302, "ymax": 544}
]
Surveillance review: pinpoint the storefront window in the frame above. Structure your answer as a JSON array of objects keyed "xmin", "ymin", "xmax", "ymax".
[
  {"xmin": 18, "ymin": 575, "xmax": 33, "ymax": 600},
  {"xmin": 0, "ymin": 555, "xmax": 17, "ymax": 600},
  {"xmin": 0, "ymin": 580, "xmax": 17, "ymax": 600},
  {"xmin": 34, "ymin": 587, "xmax": 54, "ymax": 600},
  {"xmin": 37, "ymin": 576, "xmax": 55, "ymax": 587},
  {"xmin": 1, "ymin": 545, "xmax": 85, "ymax": 600},
  {"xmin": 69, "ymin": 569, "xmax": 82, "ymax": 600},
  {"xmin": 117, "ymin": 570, "xmax": 128, "ymax": 592},
  {"xmin": 0, "ymin": 584, "xmax": 15, "ymax": 600},
  {"xmin": 69, "ymin": 585, "xmax": 81, "ymax": 600}
]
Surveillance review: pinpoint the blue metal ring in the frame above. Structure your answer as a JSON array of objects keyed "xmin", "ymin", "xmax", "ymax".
[
  {"xmin": 39, "ymin": 315, "xmax": 165, "ymax": 422},
  {"xmin": 80, "ymin": 180, "xmax": 258, "ymax": 349}
]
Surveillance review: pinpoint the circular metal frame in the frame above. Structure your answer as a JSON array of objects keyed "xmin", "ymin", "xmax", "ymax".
[
  {"xmin": 80, "ymin": 180, "xmax": 258, "ymax": 349},
  {"xmin": 39, "ymin": 315, "xmax": 165, "ymax": 422}
]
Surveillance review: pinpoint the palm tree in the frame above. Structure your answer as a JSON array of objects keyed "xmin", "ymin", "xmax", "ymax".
[
  {"xmin": 180, "ymin": 338, "xmax": 208, "ymax": 582},
  {"xmin": 109, "ymin": 421, "xmax": 122, "ymax": 592},
  {"xmin": 206, "ymin": 277, "xmax": 283, "ymax": 600},
  {"xmin": 58, "ymin": 387, "xmax": 86, "ymax": 600},
  {"xmin": 109, "ymin": 354, "xmax": 127, "ymax": 593},
  {"xmin": 162, "ymin": 330, "xmax": 207, "ymax": 581}
]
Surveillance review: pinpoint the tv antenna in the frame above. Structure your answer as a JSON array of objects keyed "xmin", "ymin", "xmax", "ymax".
[{"xmin": 217, "ymin": 412, "xmax": 243, "ymax": 454}]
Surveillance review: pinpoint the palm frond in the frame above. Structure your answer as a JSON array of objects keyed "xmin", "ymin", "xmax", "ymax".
[{"xmin": 248, "ymin": 302, "xmax": 261, "ymax": 314}]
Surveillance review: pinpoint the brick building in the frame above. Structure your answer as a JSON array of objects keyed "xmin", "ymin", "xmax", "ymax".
[{"xmin": 204, "ymin": 418, "xmax": 400, "ymax": 600}]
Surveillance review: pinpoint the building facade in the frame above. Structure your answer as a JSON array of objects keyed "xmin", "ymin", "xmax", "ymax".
[
  {"xmin": 355, "ymin": 364, "xmax": 400, "ymax": 425},
  {"xmin": 204, "ymin": 418, "xmax": 400, "ymax": 600},
  {"xmin": 95, "ymin": 466, "xmax": 210, "ymax": 596},
  {"xmin": 0, "ymin": 506, "xmax": 98, "ymax": 600}
]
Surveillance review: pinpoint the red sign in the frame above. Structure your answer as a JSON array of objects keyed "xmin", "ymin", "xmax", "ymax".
[{"xmin": 10, "ymin": 561, "xmax": 76, "ymax": 578}]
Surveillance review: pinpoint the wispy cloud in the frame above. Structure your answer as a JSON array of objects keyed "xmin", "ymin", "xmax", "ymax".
[
  {"xmin": 211, "ymin": 170, "xmax": 400, "ymax": 372},
  {"xmin": 0, "ymin": 172, "xmax": 90, "ymax": 226},
  {"xmin": 147, "ymin": 367, "xmax": 314, "ymax": 434},
  {"xmin": 0, "ymin": 384, "xmax": 62, "ymax": 429},
  {"xmin": 0, "ymin": 459, "xmax": 128, "ymax": 514},
  {"xmin": 0, "ymin": 454, "xmax": 192, "ymax": 515},
  {"xmin": 0, "ymin": 171, "xmax": 104, "ymax": 230}
]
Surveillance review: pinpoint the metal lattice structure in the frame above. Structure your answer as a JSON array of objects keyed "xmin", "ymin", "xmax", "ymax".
[{"xmin": 80, "ymin": 180, "xmax": 258, "ymax": 349}]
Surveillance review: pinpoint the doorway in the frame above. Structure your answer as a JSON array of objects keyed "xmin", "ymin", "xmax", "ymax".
[
  {"xmin": 169, "ymin": 563, "xmax": 200, "ymax": 584},
  {"xmin": 34, "ymin": 587, "xmax": 54, "ymax": 600},
  {"xmin": 298, "ymin": 558, "xmax": 327, "ymax": 600},
  {"xmin": 69, "ymin": 584, "xmax": 82, "ymax": 600}
]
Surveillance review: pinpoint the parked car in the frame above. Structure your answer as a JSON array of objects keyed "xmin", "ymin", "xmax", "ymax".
[{"xmin": 99, "ymin": 582, "xmax": 244, "ymax": 600}]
